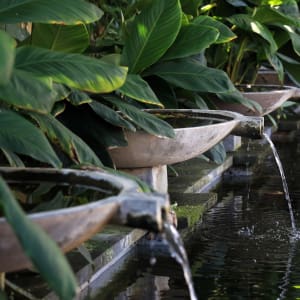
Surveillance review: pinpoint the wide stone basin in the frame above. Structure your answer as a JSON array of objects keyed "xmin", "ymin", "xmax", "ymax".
[
  {"xmin": 0, "ymin": 167, "xmax": 169, "ymax": 272},
  {"xmin": 215, "ymin": 85, "xmax": 300, "ymax": 116},
  {"xmin": 108, "ymin": 109, "xmax": 263, "ymax": 168}
]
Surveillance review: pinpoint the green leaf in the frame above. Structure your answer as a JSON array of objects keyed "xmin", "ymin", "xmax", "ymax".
[
  {"xmin": 228, "ymin": 14, "xmax": 278, "ymax": 53},
  {"xmin": 104, "ymin": 96, "xmax": 175, "ymax": 138},
  {"xmin": 30, "ymin": 23, "xmax": 90, "ymax": 53},
  {"xmin": 265, "ymin": 51, "xmax": 284, "ymax": 83},
  {"xmin": 118, "ymin": 74, "xmax": 163, "ymax": 107},
  {"xmin": 0, "ymin": 30, "xmax": 15, "ymax": 85},
  {"xmin": 0, "ymin": 109, "xmax": 61, "ymax": 167},
  {"xmin": 278, "ymin": 53, "xmax": 300, "ymax": 84},
  {"xmin": 253, "ymin": 5, "xmax": 299, "ymax": 27},
  {"xmin": 180, "ymin": 0, "xmax": 203, "ymax": 16},
  {"xmin": 30, "ymin": 112, "xmax": 103, "ymax": 167},
  {"xmin": 15, "ymin": 46, "xmax": 128, "ymax": 93},
  {"xmin": 0, "ymin": 177, "xmax": 77, "ymax": 299},
  {"xmin": 282, "ymin": 26, "xmax": 300, "ymax": 56},
  {"xmin": 1, "ymin": 148, "xmax": 25, "ymax": 167},
  {"xmin": 204, "ymin": 142, "xmax": 226, "ymax": 164},
  {"xmin": 121, "ymin": 0, "xmax": 181, "ymax": 73},
  {"xmin": 162, "ymin": 24, "xmax": 219, "ymax": 61},
  {"xmin": 67, "ymin": 90, "xmax": 93, "ymax": 106},
  {"xmin": 192, "ymin": 16, "xmax": 237, "ymax": 44},
  {"xmin": 146, "ymin": 59, "xmax": 236, "ymax": 93},
  {"xmin": 0, "ymin": 0, "xmax": 103, "ymax": 24},
  {"xmin": 89, "ymin": 101, "xmax": 136, "ymax": 131},
  {"xmin": 0, "ymin": 70, "xmax": 57, "ymax": 113}
]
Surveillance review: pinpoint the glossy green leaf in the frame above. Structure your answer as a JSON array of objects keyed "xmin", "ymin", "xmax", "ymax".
[
  {"xmin": 104, "ymin": 96, "xmax": 175, "ymax": 138},
  {"xmin": 192, "ymin": 16, "xmax": 237, "ymax": 43},
  {"xmin": 253, "ymin": 6, "xmax": 299, "ymax": 27},
  {"xmin": 0, "ymin": 176, "xmax": 77, "ymax": 299},
  {"xmin": 0, "ymin": 30, "xmax": 15, "ymax": 85},
  {"xmin": 162, "ymin": 24, "xmax": 219, "ymax": 61},
  {"xmin": 30, "ymin": 112, "xmax": 103, "ymax": 167},
  {"xmin": 282, "ymin": 26, "xmax": 300, "ymax": 56},
  {"xmin": 0, "ymin": 0, "xmax": 103, "ymax": 24},
  {"xmin": 0, "ymin": 70, "xmax": 57, "ymax": 113},
  {"xmin": 278, "ymin": 53, "xmax": 300, "ymax": 84},
  {"xmin": 118, "ymin": 74, "xmax": 163, "ymax": 107},
  {"xmin": 146, "ymin": 59, "xmax": 236, "ymax": 93},
  {"xmin": 30, "ymin": 24, "xmax": 89, "ymax": 53},
  {"xmin": 16, "ymin": 46, "xmax": 128, "ymax": 93},
  {"xmin": 89, "ymin": 101, "xmax": 136, "ymax": 131},
  {"xmin": 265, "ymin": 51, "xmax": 284, "ymax": 83},
  {"xmin": 180, "ymin": 0, "xmax": 203, "ymax": 15},
  {"xmin": 0, "ymin": 109, "xmax": 61, "ymax": 167},
  {"xmin": 67, "ymin": 90, "xmax": 93, "ymax": 106},
  {"xmin": 121, "ymin": 0, "xmax": 181, "ymax": 73},
  {"xmin": 228, "ymin": 14, "xmax": 278, "ymax": 53}
]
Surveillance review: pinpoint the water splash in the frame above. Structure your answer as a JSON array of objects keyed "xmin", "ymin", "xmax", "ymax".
[
  {"xmin": 263, "ymin": 133, "xmax": 297, "ymax": 234},
  {"xmin": 163, "ymin": 222, "xmax": 198, "ymax": 300}
]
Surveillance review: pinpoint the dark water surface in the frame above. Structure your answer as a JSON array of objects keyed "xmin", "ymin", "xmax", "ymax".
[{"xmin": 90, "ymin": 138, "xmax": 300, "ymax": 300}]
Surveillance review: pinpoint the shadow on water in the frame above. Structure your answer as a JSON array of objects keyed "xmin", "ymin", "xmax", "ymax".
[{"xmin": 87, "ymin": 137, "xmax": 300, "ymax": 300}]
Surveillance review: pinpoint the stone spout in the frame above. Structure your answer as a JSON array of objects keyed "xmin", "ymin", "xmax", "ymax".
[
  {"xmin": 111, "ymin": 192, "xmax": 169, "ymax": 232},
  {"xmin": 231, "ymin": 115, "xmax": 264, "ymax": 139}
]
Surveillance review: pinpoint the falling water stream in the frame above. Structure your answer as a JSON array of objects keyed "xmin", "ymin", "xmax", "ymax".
[
  {"xmin": 163, "ymin": 222, "xmax": 197, "ymax": 300},
  {"xmin": 263, "ymin": 133, "xmax": 297, "ymax": 233}
]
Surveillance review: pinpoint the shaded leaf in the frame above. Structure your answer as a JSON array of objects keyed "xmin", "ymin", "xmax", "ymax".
[
  {"xmin": 1, "ymin": 148, "xmax": 25, "ymax": 167},
  {"xmin": 118, "ymin": 74, "xmax": 163, "ymax": 107},
  {"xmin": 30, "ymin": 23, "xmax": 89, "ymax": 53},
  {"xmin": 146, "ymin": 59, "xmax": 236, "ymax": 93},
  {"xmin": 67, "ymin": 90, "xmax": 93, "ymax": 106},
  {"xmin": 89, "ymin": 101, "xmax": 136, "ymax": 131},
  {"xmin": 180, "ymin": 0, "xmax": 203, "ymax": 16},
  {"xmin": 0, "ymin": 109, "xmax": 61, "ymax": 167},
  {"xmin": 30, "ymin": 112, "xmax": 103, "ymax": 167},
  {"xmin": 0, "ymin": 0, "xmax": 103, "ymax": 25},
  {"xmin": 162, "ymin": 24, "xmax": 219, "ymax": 61},
  {"xmin": 192, "ymin": 15, "xmax": 237, "ymax": 43},
  {"xmin": 0, "ymin": 70, "xmax": 57, "ymax": 113},
  {"xmin": 104, "ymin": 96, "xmax": 175, "ymax": 138},
  {"xmin": 278, "ymin": 53, "xmax": 300, "ymax": 85},
  {"xmin": 0, "ymin": 30, "xmax": 15, "ymax": 85},
  {"xmin": 121, "ymin": 0, "xmax": 181, "ymax": 73},
  {"xmin": 15, "ymin": 46, "xmax": 128, "ymax": 93},
  {"xmin": 0, "ymin": 177, "xmax": 77, "ymax": 300}
]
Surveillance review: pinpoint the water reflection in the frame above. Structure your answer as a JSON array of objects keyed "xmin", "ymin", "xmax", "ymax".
[{"xmin": 89, "ymin": 139, "xmax": 300, "ymax": 299}]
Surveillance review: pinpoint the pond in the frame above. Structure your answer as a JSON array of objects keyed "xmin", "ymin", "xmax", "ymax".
[{"xmin": 88, "ymin": 135, "xmax": 300, "ymax": 299}]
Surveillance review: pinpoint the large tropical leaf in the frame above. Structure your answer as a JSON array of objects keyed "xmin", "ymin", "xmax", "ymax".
[
  {"xmin": 180, "ymin": 0, "xmax": 203, "ymax": 15},
  {"xmin": 227, "ymin": 14, "xmax": 278, "ymax": 53},
  {"xmin": 0, "ymin": 177, "xmax": 77, "ymax": 299},
  {"xmin": 146, "ymin": 59, "xmax": 236, "ymax": 93},
  {"xmin": 104, "ymin": 96, "xmax": 175, "ymax": 138},
  {"xmin": 121, "ymin": 0, "xmax": 181, "ymax": 73},
  {"xmin": 0, "ymin": 110, "xmax": 61, "ymax": 167},
  {"xmin": 118, "ymin": 74, "xmax": 163, "ymax": 107},
  {"xmin": 162, "ymin": 24, "xmax": 219, "ymax": 61},
  {"xmin": 0, "ymin": 30, "xmax": 15, "ymax": 85},
  {"xmin": 1, "ymin": 148, "xmax": 25, "ymax": 167},
  {"xmin": 30, "ymin": 24, "xmax": 90, "ymax": 53},
  {"xmin": 30, "ymin": 112, "xmax": 103, "ymax": 167},
  {"xmin": 192, "ymin": 16, "xmax": 237, "ymax": 44},
  {"xmin": 89, "ymin": 101, "xmax": 136, "ymax": 131},
  {"xmin": 0, "ymin": 70, "xmax": 57, "ymax": 113},
  {"xmin": 0, "ymin": 0, "xmax": 103, "ymax": 24},
  {"xmin": 15, "ymin": 46, "xmax": 128, "ymax": 93}
]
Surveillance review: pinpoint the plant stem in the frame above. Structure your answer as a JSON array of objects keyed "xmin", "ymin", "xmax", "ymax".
[{"xmin": 0, "ymin": 273, "xmax": 5, "ymax": 290}]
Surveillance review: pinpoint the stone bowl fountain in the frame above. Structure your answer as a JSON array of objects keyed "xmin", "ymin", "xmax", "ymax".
[
  {"xmin": 214, "ymin": 85, "xmax": 300, "ymax": 116},
  {"xmin": 108, "ymin": 109, "xmax": 264, "ymax": 168},
  {"xmin": 0, "ymin": 167, "xmax": 169, "ymax": 273}
]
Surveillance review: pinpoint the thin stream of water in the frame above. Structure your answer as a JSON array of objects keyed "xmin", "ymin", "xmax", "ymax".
[
  {"xmin": 163, "ymin": 222, "xmax": 198, "ymax": 300},
  {"xmin": 263, "ymin": 133, "xmax": 297, "ymax": 233}
]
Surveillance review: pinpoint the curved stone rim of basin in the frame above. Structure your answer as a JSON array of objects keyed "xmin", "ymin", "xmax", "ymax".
[
  {"xmin": 216, "ymin": 84, "xmax": 299, "ymax": 116},
  {"xmin": 108, "ymin": 109, "xmax": 264, "ymax": 169},
  {"xmin": 0, "ymin": 167, "xmax": 169, "ymax": 272}
]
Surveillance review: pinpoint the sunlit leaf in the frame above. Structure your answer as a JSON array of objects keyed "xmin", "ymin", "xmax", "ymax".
[
  {"xmin": 15, "ymin": 46, "xmax": 128, "ymax": 93},
  {"xmin": 121, "ymin": 0, "xmax": 181, "ymax": 73}
]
